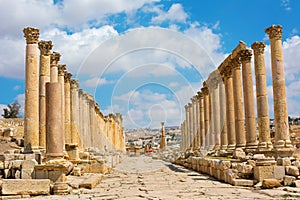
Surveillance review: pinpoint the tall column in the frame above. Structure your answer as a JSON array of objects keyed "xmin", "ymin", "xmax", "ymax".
[
  {"xmin": 239, "ymin": 49, "xmax": 258, "ymax": 151},
  {"xmin": 201, "ymin": 84, "xmax": 210, "ymax": 149},
  {"xmin": 184, "ymin": 105, "xmax": 190, "ymax": 149},
  {"xmin": 198, "ymin": 91, "xmax": 205, "ymax": 148},
  {"xmin": 58, "ymin": 64, "xmax": 66, "ymax": 150},
  {"xmin": 223, "ymin": 67, "xmax": 236, "ymax": 151},
  {"xmin": 23, "ymin": 27, "xmax": 40, "ymax": 153},
  {"xmin": 46, "ymin": 53, "xmax": 64, "ymax": 160},
  {"xmin": 251, "ymin": 42, "xmax": 273, "ymax": 150},
  {"xmin": 265, "ymin": 25, "xmax": 292, "ymax": 149},
  {"xmin": 231, "ymin": 58, "xmax": 246, "ymax": 148},
  {"xmin": 192, "ymin": 96, "xmax": 198, "ymax": 149},
  {"xmin": 64, "ymin": 72, "xmax": 72, "ymax": 144},
  {"xmin": 70, "ymin": 79, "xmax": 79, "ymax": 145},
  {"xmin": 38, "ymin": 40, "xmax": 52, "ymax": 149},
  {"xmin": 219, "ymin": 78, "xmax": 228, "ymax": 150},
  {"xmin": 160, "ymin": 122, "xmax": 167, "ymax": 149}
]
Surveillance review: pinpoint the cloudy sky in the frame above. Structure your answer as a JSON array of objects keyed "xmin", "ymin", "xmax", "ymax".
[{"xmin": 0, "ymin": 0, "xmax": 299, "ymax": 128}]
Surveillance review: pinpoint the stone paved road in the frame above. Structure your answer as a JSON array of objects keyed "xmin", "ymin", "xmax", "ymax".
[{"xmin": 31, "ymin": 156, "xmax": 300, "ymax": 200}]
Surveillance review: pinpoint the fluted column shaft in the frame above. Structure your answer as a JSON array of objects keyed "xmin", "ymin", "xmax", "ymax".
[
  {"xmin": 265, "ymin": 25, "xmax": 292, "ymax": 149},
  {"xmin": 251, "ymin": 42, "xmax": 273, "ymax": 150},
  {"xmin": 38, "ymin": 40, "xmax": 52, "ymax": 149},
  {"xmin": 23, "ymin": 27, "xmax": 40, "ymax": 153},
  {"xmin": 240, "ymin": 49, "xmax": 258, "ymax": 151},
  {"xmin": 231, "ymin": 59, "xmax": 246, "ymax": 148}
]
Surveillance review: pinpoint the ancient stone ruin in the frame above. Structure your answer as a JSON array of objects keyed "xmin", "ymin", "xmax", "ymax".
[{"xmin": 177, "ymin": 25, "xmax": 300, "ymax": 188}]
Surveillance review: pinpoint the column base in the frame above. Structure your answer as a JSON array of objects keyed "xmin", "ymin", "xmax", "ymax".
[
  {"xmin": 221, "ymin": 144, "xmax": 228, "ymax": 150},
  {"xmin": 227, "ymin": 144, "xmax": 236, "ymax": 152},
  {"xmin": 245, "ymin": 142, "xmax": 258, "ymax": 153},
  {"xmin": 274, "ymin": 139, "xmax": 293, "ymax": 149},
  {"xmin": 23, "ymin": 146, "xmax": 40, "ymax": 154},
  {"xmin": 257, "ymin": 141, "xmax": 273, "ymax": 151},
  {"xmin": 213, "ymin": 144, "xmax": 221, "ymax": 151},
  {"xmin": 236, "ymin": 143, "xmax": 245, "ymax": 149}
]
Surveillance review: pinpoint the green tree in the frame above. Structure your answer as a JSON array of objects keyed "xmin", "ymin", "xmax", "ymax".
[{"xmin": 2, "ymin": 101, "xmax": 21, "ymax": 118}]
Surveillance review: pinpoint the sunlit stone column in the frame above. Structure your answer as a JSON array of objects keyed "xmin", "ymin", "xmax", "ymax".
[
  {"xmin": 184, "ymin": 104, "xmax": 190, "ymax": 149},
  {"xmin": 46, "ymin": 54, "xmax": 64, "ymax": 160},
  {"xmin": 38, "ymin": 40, "xmax": 52, "ymax": 149},
  {"xmin": 198, "ymin": 91, "xmax": 205, "ymax": 148},
  {"xmin": 265, "ymin": 25, "xmax": 293, "ymax": 149},
  {"xmin": 64, "ymin": 72, "xmax": 72, "ymax": 144},
  {"xmin": 231, "ymin": 58, "xmax": 246, "ymax": 148},
  {"xmin": 201, "ymin": 83, "xmax": 210, "ymax": 149},
  {"xmin": 191, "ymin": 96, "xmax": 198, "ymax": 149},
  {"xmin": 70, "ymin": 79, "xmax": 79, "ymax": 145},
  {"xmin": 23, "ymin": 27, "xmax": 40, "ymax": 153},
  {"xmin": 251, "ymin": 42, "xmax": 273, "ymax": 150},
  {"xmin": 58, "ymin": 64, "xmax": 66, "ymax": 149},
  {"xmin": 219, "ymin": 76, "xmax": 228, "ymax": 150},
  {"xmin": 160, "ymin": 122, "xmax": 167, "ymax": 149},
  {"xmin": 239, "ymin": 49, "xmax": 258, "ymax": 151},
  {"xmin": 223, "ymin": 66, "xmax": 236, "ymax": 151},
  {"xmin": 188, "ymin": 103, "xmax": 193, "ymax": 149}
]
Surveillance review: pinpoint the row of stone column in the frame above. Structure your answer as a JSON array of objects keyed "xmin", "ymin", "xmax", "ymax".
[
  {"xmin": 180, "ymin": 25, "xmax": 293, "ymax": 154},
  {"xmin": 23, "ymin": 27, "xmax": 125, "ymax": 160}
]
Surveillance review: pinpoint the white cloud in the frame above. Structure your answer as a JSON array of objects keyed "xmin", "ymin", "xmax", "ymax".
[
  {"xmin": 151, "ymin": 3, "xmax": 188, "ymax": 24},
  {"xmin": 281, "ymin": 0, "xmax": 291, "ymax": 11},
  {"xmin": 168, "ymin": 82, "xmax": 179, "ymax": 88},
  {"xmin": 0, "ymin": 104, "xmax": 7, "ymax": 118},
  {"xmin": 15, "ymin": 93, "xmax": 25, "ymax": 116},
  {"xmin": 83, "ymin": 77, "xmax": 114, "ymax": 88}
]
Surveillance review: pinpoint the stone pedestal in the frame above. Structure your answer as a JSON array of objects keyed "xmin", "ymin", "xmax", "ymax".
[
  {"xmin": 251, "ymin": 42, "xmax": 273, "ymax": 151},
  {"xmin": 265, "ymin": 25, "xmax": 293, "ymax": 150},
  {"xmin": 23, "ymin": 27, "xmax": 40, "ymax": 153}
]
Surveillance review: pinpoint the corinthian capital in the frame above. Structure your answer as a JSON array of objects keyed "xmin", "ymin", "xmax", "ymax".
[
  {"xmin": 251, "ymin": 42, "xmax": 266, "ymax": 55},
  {"xmin": 239, "ymin": 49, "xmax": 252, "ymax": 62},
  {"xmin": 265, "ymin": 25, "xmax": 282, "ymax": 40},
  {"xmin": 58, "ymin": 64, "xmax": 66, "ymax": 76},
  {"xmin": 50, "ymin": 51, "xmax": 61, "ymax": 66},
  {"xmin": 70, "ymin": 79, "xmax": 79, "ymax": 90},
  {"xmin": 38, "ymin": 41, "xmax": 53, "ymax": 55},
  {"xmin": 23, "ymin": 27, "xmax": 39, "ymax": 44},
  {"xmin": 64, "ymin": 72, "xmax": 72, "ymax": 83}
]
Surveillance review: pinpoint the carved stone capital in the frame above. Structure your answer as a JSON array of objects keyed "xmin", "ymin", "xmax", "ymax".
[
  {"xmin": 239, "ymin": 49, "xmax": 252, "ymax": 62},
  {"xmin": 201, "ymin": 86, "xmax": 209, "ymax": 95},
  {"xmin": 251, "ymin": 42, "xmax": 266, "ymax": 55},
  {"xmin": 58, "ymin": 64, "xmax": 66, "ymax": 76},
  {"xmin": 50, "ymin": 52, "xmax": 61, "ymax": 66},
  {"xmin": 191, "ymin": 96, "xmax": 197, "ymax": 103},
  {"xmin": 38, "ymin": 41, "xmax": 53, "ymax": 55},
  {"xmin": 70, "ymin": 79, "xmax": 79, "ymax": 90},
  {"xmin": 197, "ymin": 91, "xmax": 203, "ymax": 99},
  {"xmin": 265, "ymin": 25, "xmax": 282, "ymax": 40},
  {"xmin": 184, "ymin": 105, "xmax": 189, "ymax": 110},
  {"xmin": 64, "ymin": 72, "xmax": 72, "ymax": 83},
  {"xmin": 223, "ymin": 66, "xmax": 233, "ymax": 79},
  {"xmin": 23, "ymin": 27, "xmax": 39, "ymax": 44},
  {"xmin": 230, "ymin": 57, "xmax": 241, "ymax": 70}
]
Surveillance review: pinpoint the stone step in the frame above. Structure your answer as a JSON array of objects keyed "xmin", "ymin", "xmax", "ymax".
[{"xmin": 67, "ymin": 173, "xmax": 103, "ymax": 189}]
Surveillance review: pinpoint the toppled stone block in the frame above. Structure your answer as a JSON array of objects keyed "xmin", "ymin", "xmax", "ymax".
[
  {"xmin": 283, "ymin": 175, "xmax": 296, "ymax": 186},
  {"xmin": 233, "ymin": 148, "xmax": 246, "ymax": 160},
  {"xmin": 254, "ymin": 166, "xmax": 274, "ymax": 182},
  {"xmin": 277, "ymin": 157, "xmax": 291, "ymax": 166},
  {"xmin": 262, "ymin": 179, "xmax": 281, "ymax": 189},
  {"xmin": 1, "ymin": 179, "xmax": 50, "ymax": 195},
  {"xmin": 286, "ymin": 166, "xmax": 300, "ymax": 177}
]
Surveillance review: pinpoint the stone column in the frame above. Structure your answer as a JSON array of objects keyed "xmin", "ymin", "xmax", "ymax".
[
  {"xmin": 64, "ymin": 72, "xmax": 72, "ymax": 144},
  {"xmin": 231, "ymin": 58, "xmax": 246, "ymax": 148},
  {"xmin": 191, "ymin": 96, "xmax": 198, "ymax": 149},
  {"xmin": 188, "ymin": 103, "xmax": 193, "ymax": 149},
  {"xmin": 184, "ymin": 105, "xmax": 190, "ymax": 149},
  {"xmin": 219, "ymin": 77, "xmax": 228, "ymax": 150},
  {"xmin": 198, "ymin": 91, "xmax": 205, "ymax": 148},
  {"xmin": 251, "ymin": 42, "xmax": 273, "ymax": 150},
  {"xmin": 70, "ymin": 79, "xmax": 79, "ymax": 145},
  {"xmin": 223, "ymin": 67, "xmax": 236, "ymax": 151},
  {"xmin": 46, "ymin": 54, "xmax": 64, "ymax": 160},
  {"xmin": 265, "ymin": 25, "xmax": 292, "ymax": 149},
  {"xmin": 58, "ymin": 65, "xmax": 66, "ymax": 150},
  {"xmin": 160, "ymin": 122, "xmax": 167, "ymax": 149},
  {"xmin": 38, "ymin": 40, "xmax": 52, "ymax": 149},
  {"xmin": 23, "ymin": 27, "xmax": 40, "ymax": 153},
  {"xmin": 201, "ymin": 84, "xmax": 210, "ymax": 149},
  {"xmin": 239, "ymin": 49, "xmax": 258, "ymax": 151}
]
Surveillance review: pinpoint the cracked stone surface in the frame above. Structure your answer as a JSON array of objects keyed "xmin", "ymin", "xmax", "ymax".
[{"xmin": 30, "ymin": 155, "xmax": 300, "ymax": 199}]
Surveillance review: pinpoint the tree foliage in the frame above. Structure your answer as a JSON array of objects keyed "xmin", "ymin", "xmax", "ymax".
[{"xmin": 2, "ymin": 101, "xmax": 21, "ymax": 118}]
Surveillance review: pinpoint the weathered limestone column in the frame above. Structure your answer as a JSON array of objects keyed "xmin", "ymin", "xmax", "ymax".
[
  {"xmin": 23, "ymin": 27, "xmax": 40, "ymax": 153},
  {"xmin": 265, "ymin": 25, "xmax": 293, "ymax": 149},
  {"xmin": 58, "ymin": 64, "xmax": 66, "ymax": 149},
  {"xmin": 38, "ymin": 40, "xmax": 52, "ymax": 149},
  {"xmin": 223, "ymin": 65, "xmax": 236, "ymax": 151},
  {"xmin": 251, "ymin": 42, "xmax": 273, "ymax": 150},
  {"xmin": 231, "ymin": 58, "xmax": 246, "ymax": 148},
  {"xmin": 70, "ymin": 79, "xmax": 79, "ymax": 145},
  {"xmin": 239, "ymin": 49, "xmax": 258, "ymax": 151},
  {"xmin": 160, "ymin": 122, "xmax": 167, "ymax": 149},
  {"xmin": 198, "ymin": 91, "xmax": 205, "ymax": 148},
  {"xmin": 64, "ymin": 72, "xmax": 72, "ymax": 144},
  {"xmin": 219, "ymin": 77, "xmax": 228, "ymax": 150},
  {"xmin": 188, "ymin": 103, "xmax": 193, "ymax": 149},
  {"xmin": 46, "ymin": 54, "xmax": 64, "ymax": 160},
  {"xmin": 184, "ymin": 105, "xmax": 190, "ymax": 149},
  {"xmin": 191, "ymin": 96, "xmax": 198, "ymax": 149},
  {"xmin": 201, "ymin": 83, "xmax": 211, "ymax": 149}
]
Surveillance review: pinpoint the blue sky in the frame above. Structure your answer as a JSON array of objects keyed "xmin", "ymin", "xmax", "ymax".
[{"xmin": 0, "ymin": 0, "xmax": 300, "ymax": 128}]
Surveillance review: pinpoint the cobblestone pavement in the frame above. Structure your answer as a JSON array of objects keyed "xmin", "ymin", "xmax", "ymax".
[{"xmin": 31, "ymin": 156, "xmax": 300, "ymax": 200}]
